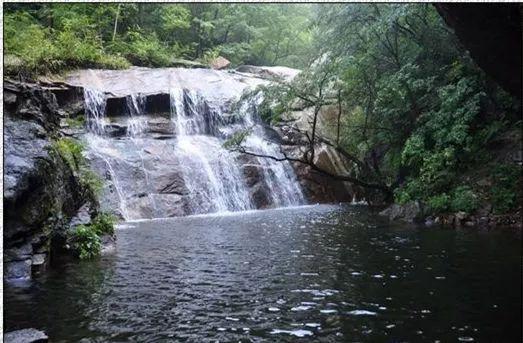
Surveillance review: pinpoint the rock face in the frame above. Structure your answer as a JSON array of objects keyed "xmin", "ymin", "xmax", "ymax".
[
  {"xmin": 4, "ymin": 328, "xmax": 48, "ymax": 343},
  {"xmin": 379, "ymin": 201, "xmax": 425, "ymax": 223},
  {"xmin": 434, "ymin": 4, "xmax": 521, "ymax": 99},
  {"xmin": 3, "ymin": 81, "xmax": 98, "ymax": 280},
  {"xmin": 65, "ymin": 66, "xmax": 310, "ymax": 220}
]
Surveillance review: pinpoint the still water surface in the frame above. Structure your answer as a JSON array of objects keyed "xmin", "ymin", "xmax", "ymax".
[{"xmin": 5, "ymin": 205, "xmax": 522, "ymax": 342}]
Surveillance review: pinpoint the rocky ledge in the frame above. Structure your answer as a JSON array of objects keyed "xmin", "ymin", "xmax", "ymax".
[{"xmin": 3, "ymin": 80, "xmax": 113, "ymax": 280}]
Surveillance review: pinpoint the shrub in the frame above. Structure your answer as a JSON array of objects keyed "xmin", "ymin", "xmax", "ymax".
[
  {"xmin": 51, "ymin": 138, "xmax": 104, "ymax": 197},
  {"xmin": 69, "ymin": 225, "xmax": 102, "ymax": 259},
  {"xmin": 79, "ymin": 167, "xmax": 104, "ymax": 197},
  {"xmin": 120, "ymin": 31, "xmax": 172, "ymax": 67},
  {"xmin": 91, "ymin": 212, "xmax": 117, "ymax": 236},
  {"xmin": 490, "ymin": 164, "xmax": 520, "ymax": 214},
  {"xmin": 4, "ymin": 11, "xmax": 130, "ymax": 76},
  {"xmin": 223, "ymin": 129, "xmax": 252, "ymax": 150},
  {"xmin": 68, "ymin": 212, "xmax": 116, "ymax": 259},
  {"xmin": 450, "ymin": 186, "xmax": 479, "ymax": 213},
  {"xmin": 65, "ymin": 117, "xmax": 85, "ymax": 128},
  {"xmin": 199, "ymin": 48, "xmax": 220, "ymax": 65},
  {"xmin": 394, "ymin": 178, "xmax": 424, "ymax": 204},
  {"xmin": 96, "ymin": 54, "xmax": 131, "ymax": 70},
  {"xmin": 427, "ymin": 193, "xmax": 451, "ymax": 213}
]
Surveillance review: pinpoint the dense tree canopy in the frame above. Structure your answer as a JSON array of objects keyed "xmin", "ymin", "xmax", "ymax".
[
  {"xmin": 4, "ymin": 3, "xmax": 314, "ymax": 74},
  {"xmin": 239, "ymin": 4, "xmax": 521, "ymax": 214}
]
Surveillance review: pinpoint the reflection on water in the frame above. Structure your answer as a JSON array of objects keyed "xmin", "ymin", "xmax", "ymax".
[{"xmin": 4, "ymin": 205, "xmax": 522, "ymax": 342}]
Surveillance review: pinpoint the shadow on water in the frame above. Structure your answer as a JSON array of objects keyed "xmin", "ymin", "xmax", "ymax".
[{"xmin": 4, "ymin": 204, "xmax": 522, "ymax": 342}]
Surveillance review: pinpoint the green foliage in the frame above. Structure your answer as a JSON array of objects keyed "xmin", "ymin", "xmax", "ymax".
[
  {"xmin": 68, "ymin": 212, "xmax": 116, "ymax": 259},
  {"xmin": 52, "ymin": 137, "xmax": 84, "ymax": 170},
  {"xmin": 117, "ymin": 31, "xmax": 172, "ymax": 67},
  {"xmin": 490, "ymin": 164, "xmax": 520, "ymax": 214},
  {"xmin": 200, "ymin": 48, "xmax": 220, "ymax": 65},
  {"xmin": 4, "ymin": 8, "xmax": 130, "ymax": 76},
  {"xmin": 79, "ymin": 168, "xmax": 104, "ymax": 197},
  {"xmin": 51, "ymin": 137, "xmax": 104, "ymax": 198},
  {"xmin": 4, "ymin": 3, "xmax": 314, "ymax": 75},
  {"xmin": 69, "ymin": 225, "xmax": 102, "ymax": 259},
  {"xmin": 223, "ymin": 129, "xmax": 252, "ymax": 150},
  {"xmin": 427, "ymin": 193, "xmax": 451, "ymax": 213},
  {"xmin": 65, "ymin": 117, "xmax": 85, "ymax": 128},
  {"xmin": 450, "ymin": 186, "xmax": 479, "ymax": 213},
  {"xmin": 91, "ymin": 212, "xmax": 117, "ymax": 236},
  {"xmin": 394, "ymin": 178, "xmax": 423, "ymax": 204}
]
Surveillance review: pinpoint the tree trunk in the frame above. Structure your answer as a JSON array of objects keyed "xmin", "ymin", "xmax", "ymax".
[{"xmin": 112, "ymin": 4, "xmax": 121, "ymax": 42}]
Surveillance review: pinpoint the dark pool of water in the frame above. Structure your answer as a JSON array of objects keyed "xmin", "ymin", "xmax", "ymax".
[{"xmin": 4, "ymin": 205, "xmax": 522, "ymax": 342}]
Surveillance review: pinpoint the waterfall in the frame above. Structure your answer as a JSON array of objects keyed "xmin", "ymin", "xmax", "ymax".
[
  {"xmin": 237, "ymin": 93, "xmax": 306, "ymax": 207},
  {"xmin": 126, "ymin": 94, "xmax": 148, "ymax": 138},
  {"xmin": 125, "ymin": 94, "xmax": 159, "ymax": 216},
  {"xmin": 170, "ymin": 89, "xmax": 254, "ymax": 214},
  {"xmin": 81, "ymin": 69, "xmax": 306, "ymax": 220},
  {"xmin": 84, "ymin": 88, "xmax": 107, "ymax": 135}
]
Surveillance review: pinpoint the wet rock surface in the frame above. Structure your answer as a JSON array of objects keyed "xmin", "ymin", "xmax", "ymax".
[
  {"xmin": 379, "ymin": 201, "xmax": 425, "ymax": 223},
  {"xmin": 3, "ymin": 81, "xmax": 97, "ymax": 280}
]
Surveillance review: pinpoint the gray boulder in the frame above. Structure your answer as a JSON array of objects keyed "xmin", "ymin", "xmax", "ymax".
[{"xmin": 380, "ymin": 201, "xmax": 425, "ymax": 223}]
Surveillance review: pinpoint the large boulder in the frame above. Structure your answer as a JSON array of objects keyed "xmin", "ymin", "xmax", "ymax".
[
  {"xmin": 380, "ymin": 201, "xmax": 425, "ymax": 223},
  {"xmin": 210, "ymin": 56, "xmax": 231, "ymax": 70}
]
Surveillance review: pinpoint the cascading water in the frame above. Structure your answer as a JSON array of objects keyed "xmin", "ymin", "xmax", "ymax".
[
  {"xmin": 237, "ymin": 93, "xmax": 305, "ymax": 207},
  {"xmin": 84, "ymin": 88, "xmax": 107, "ymax": 134},
  {"xmin": 170, "ymin": 89, "xmax": 254, "ymax": 214},
  {"xmin": 125, "ymin": 94, "xmax": 159, "ymax": 216},
  {"xmin": 80, "ymin": 68, "xmax": 305, "ymax": 220},
  {"xmin": 126, "ymin": 94, "xmax": 148, "ymax": 137}
]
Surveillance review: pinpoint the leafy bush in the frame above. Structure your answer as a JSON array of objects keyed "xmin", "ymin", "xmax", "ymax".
[
  {"xmin": 450, "ymin": 186, "xmax": 479, "ymax": 213},
  {"xmin": 118, "ymin": 31, "xmax": 172, "ymax": 67},
  {"xmin": 4, "ymin": 10, "xmax": 130, "ymax": 76},
  {"xmin": 4, "ymin": 12, "xmax": 57, "ymax": 75},
  {"xmin": 91, "ymin": 212, "xmax": 117, "ymax": 236},
  {"xmin": 69, "ymin": 225, "xmax": 102, "ymax": 259},
  {"xmin": 200, "ymin": 48, "xmax": 220, "ymax": 65},
  {"xmin": 223, "ymin": 129, "xmax": 252, "ymax": 150},
  {"xmin": 427, "ymin": 193, "xmax": 451, "ymax": 213},
  {"xmin": 490, "ymin": 164, "xmax": 520, "ymax": 214},
  {"xmin": 65, "ymin": 117, "xmax": 85, "ymax": 128},
  {"xmin": 79, "ymin": 167, "xmax": 104, "ymax": 197},
  {"xmin": 68, "ymin": 212, "xmax": 116, "ymax": 259}
]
